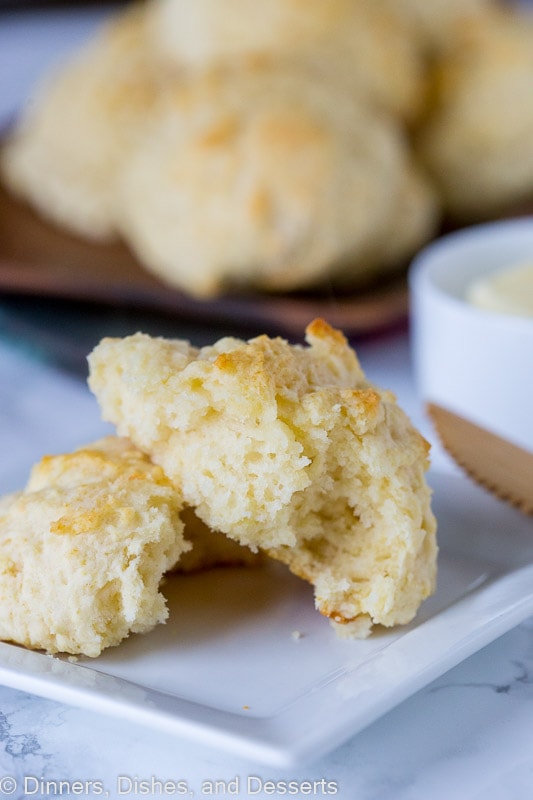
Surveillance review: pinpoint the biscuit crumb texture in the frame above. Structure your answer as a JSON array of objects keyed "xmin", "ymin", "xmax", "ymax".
[
  {"xmin": 0, "ymin": 437, "xmax": 188, "ymax": 657},
  {"xmin": 88, "ymin": 319, "xmax": 437, "ymax": 633}
]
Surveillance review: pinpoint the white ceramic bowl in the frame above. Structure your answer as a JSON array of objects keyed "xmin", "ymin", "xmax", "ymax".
[{"xmin": 409, "ymin": 218, "xmax": 533, "ymax": 452}]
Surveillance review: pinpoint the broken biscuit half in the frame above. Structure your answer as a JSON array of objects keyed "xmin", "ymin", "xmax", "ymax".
[
  {"xmin": 88, "ymin": 319, "xmax": 437, "ymax": 635},
  {"xmin": 0, "ymin": 436, "xmax": 188, "ymax": 657}
]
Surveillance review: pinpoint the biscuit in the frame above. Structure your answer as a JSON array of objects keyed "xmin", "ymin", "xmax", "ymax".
[
  {"xmin": 115, "ymin": 65, "xmax": 434, "ymax": 296},
  {"xmin": 417, "ymin": 8, "xmax": 533, "ymax": 220},
  {"xmin": 0, "ymin": 436, "xmax": 188, "ymax": 657},
  {"xmin": 88, "ymin": 320, "xmax": 437, "ymax": 633},
  {"xmin": 1, "ymin": 3, "xmax": 161, "ymax": 240}
]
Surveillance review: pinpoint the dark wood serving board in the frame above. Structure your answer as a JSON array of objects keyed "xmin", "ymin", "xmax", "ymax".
[{"xmin": 0, "ymin": 181, "xmax": 409, "ymax": 339}]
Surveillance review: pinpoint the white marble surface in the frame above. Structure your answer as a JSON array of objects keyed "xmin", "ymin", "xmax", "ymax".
[{"xmin": 1, "ymin": 5, "xmax": 533, "ymax": 798}]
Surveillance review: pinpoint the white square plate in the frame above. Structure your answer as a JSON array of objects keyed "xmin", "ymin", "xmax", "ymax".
[{"xmin": 0, "ymin": 471, "xmax": 532, "ymax": 767}]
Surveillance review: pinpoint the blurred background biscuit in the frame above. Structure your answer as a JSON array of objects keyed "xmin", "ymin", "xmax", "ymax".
[
  {"xmin": 1, "ymin": 3, "xmax": 161, "ymax": 241},
  {"xmin": 115, "ymin": 66, "xmax": 437, "ymax": 296},
  {"xmin": 417, "ymin": 7, "xmax": 533, "ymax": 220}
]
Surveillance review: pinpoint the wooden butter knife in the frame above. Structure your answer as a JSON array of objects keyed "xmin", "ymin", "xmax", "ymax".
[{"xmin": 427, "ymin": 403, "xmax": 533, "ymax": 516}]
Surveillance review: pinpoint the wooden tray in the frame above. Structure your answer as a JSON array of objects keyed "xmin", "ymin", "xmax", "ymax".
[{"xmin": 0, "ymin": 181, "xmax": 409, "ymax": 339}]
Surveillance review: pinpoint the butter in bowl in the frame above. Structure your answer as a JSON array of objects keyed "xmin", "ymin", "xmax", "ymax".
[{"xmin": 467, "ymin": 259, "xmax": 533, "ymax": 319}]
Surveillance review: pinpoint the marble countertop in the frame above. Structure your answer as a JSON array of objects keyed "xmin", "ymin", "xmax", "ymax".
[{"xmin": 1, "ymin": 6, "xmax": 533, "ymax": 799}]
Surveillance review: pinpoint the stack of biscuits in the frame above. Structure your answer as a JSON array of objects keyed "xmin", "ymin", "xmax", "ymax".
[{"xmin": 2, "ymin": 0, "xmax": 532, "ymax": 298}]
